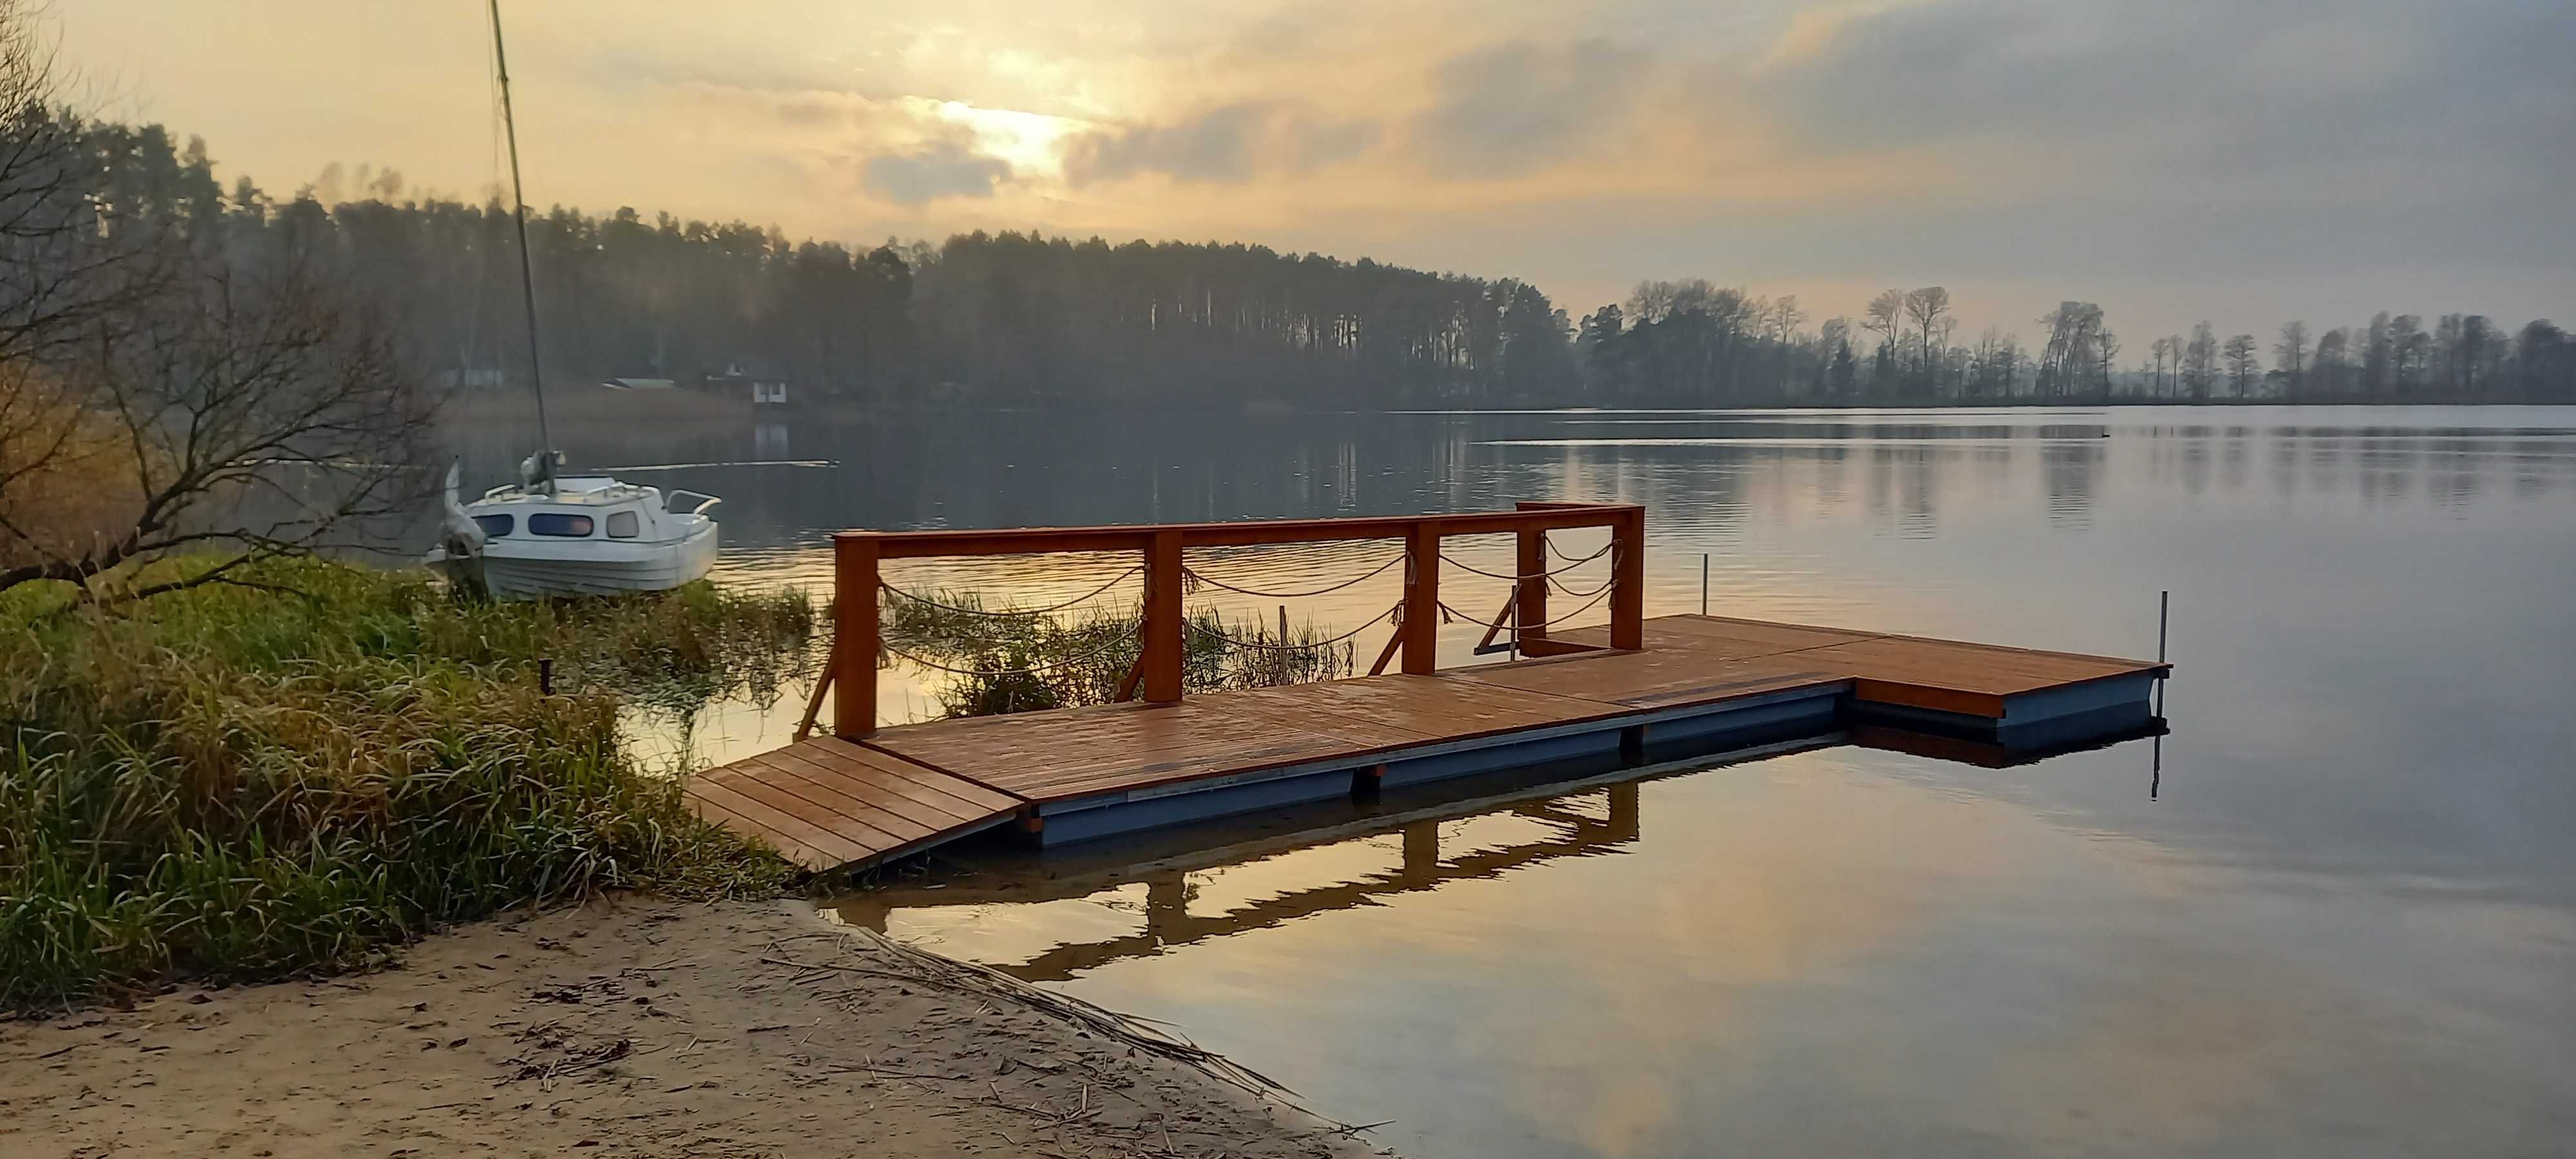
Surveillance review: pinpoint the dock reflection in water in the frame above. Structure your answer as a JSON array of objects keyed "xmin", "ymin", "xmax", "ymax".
[
  {"xmin": 819, "ymin": 724, "xmax": 2154, "ymax": 985},
  {"xmin": 827, "ymin": 766, "xmax": 1659, "ymax": 983}
]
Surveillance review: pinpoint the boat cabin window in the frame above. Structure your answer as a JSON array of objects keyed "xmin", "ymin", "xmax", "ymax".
[
  {"xmin": 527, "ymin": 513, "xmax": 594, "ymax": 537},
  {"xmin": 472, "ymin": 514, "xmax": 513, "ymax": 538},
  {"xmin": 605, "ymin": 511, "xmax": 639, "ymax": 539}
]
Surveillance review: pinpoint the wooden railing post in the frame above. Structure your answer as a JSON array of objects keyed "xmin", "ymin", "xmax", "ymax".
[
  {"xmin": 1403, "ymin": 522, "xmax": 1441, "ymax": 674},
  {"xmin": 832, "ymin": 531, "xmax": 880, "ymax": 738},
  {"xmin": 1610, "ymin": 507, "xmax": 1645, "ymax": 650},
  {"xmin": 1143, "ymin": 529, "xmax": 1184, "ymax": 702},
  {"xmin": 1515, "ymin": 526, "xmax": 1549, "ymax": 650}
]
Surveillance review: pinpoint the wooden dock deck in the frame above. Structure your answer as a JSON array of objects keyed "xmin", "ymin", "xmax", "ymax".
[{"xmin": 687, "ymin": 614, "xmax": 2166, "ymax": 872}]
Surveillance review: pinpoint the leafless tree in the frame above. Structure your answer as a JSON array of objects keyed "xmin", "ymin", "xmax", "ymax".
[
  {"xmin": 2182, "ymin": 323, "xmax": 2219, "ymax": 400},
  {"xmin": 0, "ymin": 3, "xmax": 433, "ymax": 599},
  {"xmin": 2034, "ymin": 301, "xmax": 2107, "ymax": 397},
  {"xmin": 2222, "ymin": 332, "xmax": 2260, "ymax": 397},
  {"xmin": 1903, "ymin": 286, "xmax": 1950, "ymax": 384},
  {"xmin": 1862, "ymin": 288, "xmax": 1904, "ymax": 358},
  {"xmin": 1764, "ymin": 294, "xmax": 1805, "ymax": 392},
  {"xmin": 2274, "ymin": 321, "xmax": 2309, "ymax": 398}
]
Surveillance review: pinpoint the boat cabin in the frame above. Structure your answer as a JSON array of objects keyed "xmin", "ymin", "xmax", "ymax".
[{"xmin": 467, "ymin": 478, "xmax": 712, "ymax": 546}]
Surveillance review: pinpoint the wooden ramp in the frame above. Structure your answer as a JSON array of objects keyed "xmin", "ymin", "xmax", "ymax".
[
  {"xmin": 686, "ymin": 615, "xmax": 2167, "ymax": 874},
  {"xmin": 685, "ymin": 737, "xmax": 1020, "ymax": 871}
]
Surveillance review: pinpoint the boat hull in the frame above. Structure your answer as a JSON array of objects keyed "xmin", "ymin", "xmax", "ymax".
[{"xmin": 429, "ymin": 522, "xmax": 717, "ymax": 599}]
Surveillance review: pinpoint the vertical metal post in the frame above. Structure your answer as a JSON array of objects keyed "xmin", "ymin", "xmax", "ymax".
[
  {"xmin": 1609, "ymin": 507, "xmax": 1645, "ymax": 651},
  {"xmin": 1144, "ymin": 531, "xmax": 1185, "ymax": 702},
  {"xmin": 2155, "ymin": 589, "xmax": 2169, "ymax": 717},
  {"xmin": 1701, "ymin": 552, "xmax": 1709, "ymax": 616},
  {"xmin": 831, "ymin": 532, "xmax": 880, "ymax": 738},
  {"xmin": 1402, "ymin": 522, "xmax": 1441, "ymax": 674}
]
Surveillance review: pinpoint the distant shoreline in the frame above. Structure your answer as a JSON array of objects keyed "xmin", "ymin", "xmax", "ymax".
[{"xmin": 438, "ymin": 388, "xmax": 2575, "ymax": 429}]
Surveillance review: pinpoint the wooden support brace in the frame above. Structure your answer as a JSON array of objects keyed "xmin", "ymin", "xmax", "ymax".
[
  {"xmin": 794, "ymin": 647, "xmax": 837, "ymax": 742},
  {"xmin": 1369, "ymin": 604, "xmax": 1406, "ymax": 676},
  {"xmin": 1113, "ymin": 614, "xmax": 1147, "ymax": 702},
  {"xmin": 1472, "ymin": 590, "xmax": 1519, "ymax": 655}
]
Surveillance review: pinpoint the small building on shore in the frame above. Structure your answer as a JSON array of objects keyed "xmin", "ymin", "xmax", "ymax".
[{"xmin": 701, "ymin": 358, "xmax": 790, "ymax": 406}]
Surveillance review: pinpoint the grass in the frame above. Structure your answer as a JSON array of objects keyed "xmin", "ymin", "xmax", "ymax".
[
  {"xmin": 0, "ymin": 558, "xmax": 811, "ymax": 1010},
  {"xmin": 880, "ymin": 587, "xmax": 1355, "ymax": 718}
]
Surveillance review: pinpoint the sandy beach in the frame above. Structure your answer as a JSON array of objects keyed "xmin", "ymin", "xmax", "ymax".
[{"xmin": 1, "ymin": 898, "xmax": 1383, "ymax": 1159}]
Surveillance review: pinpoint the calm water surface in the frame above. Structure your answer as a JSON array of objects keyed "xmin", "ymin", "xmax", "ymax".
[{"xmin": 475, "ymin": 406, "xmax": 2576, "ymax": 1156}]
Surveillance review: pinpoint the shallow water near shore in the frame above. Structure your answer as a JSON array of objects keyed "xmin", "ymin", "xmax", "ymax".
[{"xmin": 470, "ymin": 404, "xmax": 2576, "ymax": 1157}]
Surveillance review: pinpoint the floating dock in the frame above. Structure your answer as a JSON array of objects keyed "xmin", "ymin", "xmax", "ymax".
[{"xmin": 688, "ymin": 611, "xmax": 2166, "ymax": 872}]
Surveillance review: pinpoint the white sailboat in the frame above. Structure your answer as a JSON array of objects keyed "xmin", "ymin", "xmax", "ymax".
[
  {"xmin": 432, "ymin": 453, "xmax": 719, "ymax": 598},
  {"xmin": 427, "ymin": 1, "xmax": 721, "ymax": 599}
]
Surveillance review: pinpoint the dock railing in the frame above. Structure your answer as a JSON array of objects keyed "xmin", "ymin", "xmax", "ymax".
[{"xmin": 825, "ymin": 500, "xmax": 1647, "ymax": 738}]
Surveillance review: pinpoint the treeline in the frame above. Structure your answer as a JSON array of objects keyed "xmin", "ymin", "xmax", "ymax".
[
  {"xmin": 73, "ymin": 117, "xmax": 2576, "ymax": 410},
  {"xmin": 2137, "ymin": 314, "xmax": 2571, "ymax": 402},
  {"xmin": 1579, "ymin": 284, "xmax": 2576, "ymax": 406},
  {"xmin": 80, "ymin": 120, "xmax": 1575, "ymax": 409}
]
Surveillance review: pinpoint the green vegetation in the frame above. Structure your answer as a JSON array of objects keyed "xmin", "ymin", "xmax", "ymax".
[
  {"xmin": 881, "ymin": 589, "xmax": 1354, "ymax": 718},
  {"xmin": 0, "ymin": 560, "xmax": 813, "ymax": 1009}
]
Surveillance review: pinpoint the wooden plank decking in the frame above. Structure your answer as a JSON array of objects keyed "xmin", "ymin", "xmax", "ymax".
[
  {"xmin": 685, "ymin": 615, "xmax": 2168, "ymax": 872},
  {"xmin": 685, "ymin": 735, "xmax": 1022, "ymax": 871}
]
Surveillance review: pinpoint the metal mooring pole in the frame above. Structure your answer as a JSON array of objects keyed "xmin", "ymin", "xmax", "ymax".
[{"xmin": 2155, "ymin": 590, "xmax": 2169, "ymax": 717}]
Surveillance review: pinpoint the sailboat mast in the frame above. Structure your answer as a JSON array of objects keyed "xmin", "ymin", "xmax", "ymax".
[{"xmin": 488, "ymin": 0, "xmax": 552, "ymax": 454}]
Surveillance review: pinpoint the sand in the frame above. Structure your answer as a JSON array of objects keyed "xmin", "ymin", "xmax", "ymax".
[{"xmin": 0, "ymin": 898, "xmax": 1386, "ymax": 1159}]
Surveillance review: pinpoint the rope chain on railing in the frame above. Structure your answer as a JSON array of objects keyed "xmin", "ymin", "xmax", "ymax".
[
  {"xmin": 1549, "ymin": 570, "xmax": 1620, "ymax": 599},
  {"xmin": 1181, "ymin": 551, "xmax": 1408, "ymax": 599},
  {"xmin": 1181, "ymin": 602, "xmax": 1403, "ymax": 650},
  {"xmin": 1546, "ymin": 534, "xmax": 1613, "ymax": 563},
  {"xmin": 1435, "ymin": 540, "xmax": 1611, "ymax": 582},
  {"xmin": 1440, "ymin": 578, "xmax": 1618, "ymax": 636},
  {"xmin": 878, "ymin": 628, "xmax": 1141, "ymax": 678},
  {"xmin": 878, "ymin": 565, "xmax": 1142, "ymax": 617}
]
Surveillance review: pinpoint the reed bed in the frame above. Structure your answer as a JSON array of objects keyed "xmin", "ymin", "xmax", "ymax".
[
  {"xmin": 0, "ymin": 558, "xmax": 810, "ymax": 1008},
  {"xmin": 879, "ymin": 587, "xmax": 1354, "ymax": 718}
]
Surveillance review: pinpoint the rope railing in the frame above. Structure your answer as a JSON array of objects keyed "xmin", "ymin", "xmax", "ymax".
[
  {"xmin": 1436, "ymin": 540, "xmax": 1612, "ymax": 581},
  {"xmin": 1181, "ymin": 602, "xmax": 1402, "ymax": 650},
  {"xmin": 878, "ymin": 566, "xmax": 1141, "ymax": 617},
  {"xmin": 1440, "ymin": 580, "xmax": 1618, "ymax": 636},
  {"xmin": 878, "ymin": 629, "xmax": 1141, "ymax": 678},
  {"xmin": 1547, "ymin": 534, "xmax": 1613, "ymax": 563},
  {"xmin": 1548, "ymin": 570, "xmax": 1620, "ymax": 599},
  {"xmin": 1181, "ymin": 551, "xmax": 1407, "ymax": 598},
  {"xmin": 823, "ymin": 502, "xmax": 1646, "ymax": 735}
]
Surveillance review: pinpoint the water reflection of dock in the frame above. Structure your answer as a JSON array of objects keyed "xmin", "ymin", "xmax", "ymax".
[{"xmin": 830, "ymin": 774, "xmax": 1659, "ymax": 982}]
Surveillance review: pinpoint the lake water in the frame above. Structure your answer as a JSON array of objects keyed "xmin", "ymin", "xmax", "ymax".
[{"xmin": 479, "ymin": 405, "xmax": 2576, "ymax": 1156}]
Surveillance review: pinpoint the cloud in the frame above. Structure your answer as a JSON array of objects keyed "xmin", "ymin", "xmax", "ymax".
[
  {"xmin": 860, "ymin": 141, "xmax": 1014, "ymax": 205},
  {"xmin": 1408, "ymin": 39, "xmax": 1652, "ymax": 179},
  {"xmin": 1750, "ymin": 0, "xmax": 2576, "ymax": 196},
  {"xmin": 1061, "ymin": 102, "xmax": 1378, "ymax": 185}
]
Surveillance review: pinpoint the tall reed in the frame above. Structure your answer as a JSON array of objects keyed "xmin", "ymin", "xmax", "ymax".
[
  {"xmin": 0, "ymin": 558, "xmax": 807, "ymax": 1008},
  {"xmin": 880, "ymin": 588, "xmax": 1355, "ymax": 718}
]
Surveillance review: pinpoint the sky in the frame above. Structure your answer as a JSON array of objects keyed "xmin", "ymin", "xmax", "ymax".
[{"xmin": 57, "ymin": 0, "xmax": 2576, "ymax": 346}]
